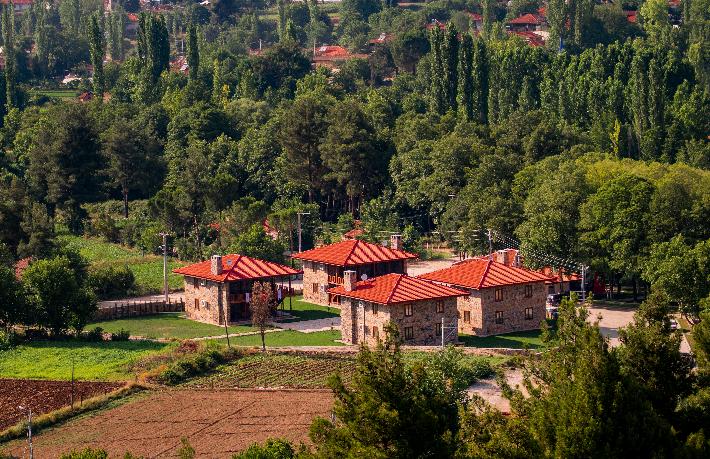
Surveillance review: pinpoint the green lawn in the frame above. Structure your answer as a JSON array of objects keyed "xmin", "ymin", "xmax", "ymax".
[
  {"xmin": 29, "ymin": 89, "xmax": 80, "ymax": 100},
  {"xmin": 212, "ymin": 329, "xmax": 343, "ymax": 347},
  {"xmin": 0, "ymin": 340, "xmax": 173, "ymax": 381},
  {"xmin": 460, "ymin": 330, "xmax": 545, "ymax": 349},
  {"xmin": 278, "ymin": 296, "xmax": 340, "ymax": 322},
  {"xmin": 89, "ymin": 313, "xmax": 258, "ymax": 339},
  {"xmin": 57, "ymin": 234, "xmax": 185, "ymax": 294}
]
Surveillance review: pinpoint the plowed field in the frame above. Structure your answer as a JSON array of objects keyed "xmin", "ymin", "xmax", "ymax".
[
  {"xmin": 0, "ymin": 379, "xmax": 123, "ymax": 431},
  {"xmin": 1, "ymin": 389, "xmax": 333, "ymax": 458}
]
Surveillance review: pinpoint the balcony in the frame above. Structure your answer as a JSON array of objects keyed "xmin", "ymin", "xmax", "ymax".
[{"xmin": 328, "ymin": 275, "xmax": 344, "ymax": 285}]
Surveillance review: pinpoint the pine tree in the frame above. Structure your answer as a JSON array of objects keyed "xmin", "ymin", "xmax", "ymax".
[
  {"xmin": 187, "ymin": 24, "xmax": 199, "ymax": 81},
  {"xmin": 471, "ymin": 38, "xmax": 489, "ymax": 124},
  {"xmin": 88, "ymin": 14, "xmax": 106, "ymax": 99},
  {"xmin": 457, "ymin": 33, "xmax": 474, "ymax": 121}
]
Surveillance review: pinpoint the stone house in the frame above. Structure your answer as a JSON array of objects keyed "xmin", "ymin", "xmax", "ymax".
[
  {"xmin": 173, "ymin": 254, "xmax": 301, "ymax": 325},
  {"xmin": 418, "ymin": 257, "xmax": 554, "ymax": 336},
  {"xmin": 328, "ymin": 272, "xmax": 467, "ymax": 346},
  {"xmin": 491, "ymin": 248, "xmax": 581, "ymax": 295},
  {"xmin": 291, "ymin": 236, "xmax": 418, "ymax": 305}
]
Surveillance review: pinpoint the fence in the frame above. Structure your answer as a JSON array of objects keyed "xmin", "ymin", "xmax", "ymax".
[{"xmin": 93, "ymin": 299, "xmax": 185, "ymax": 321}]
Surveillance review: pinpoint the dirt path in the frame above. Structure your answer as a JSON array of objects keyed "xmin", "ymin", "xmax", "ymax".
[{"xmin": 2, "ymin": 389, "xmax": 333, "ymax": 458}]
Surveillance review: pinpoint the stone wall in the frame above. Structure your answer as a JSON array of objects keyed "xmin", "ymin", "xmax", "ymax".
[
  {"xmin": 457, "ymin": 282, "xmax": 547, "ymax": 336},
  {"xmin": 183, "ymin": 276, "xmax": 228, "ymax": 325},
  {"xmin": 341, "ymin": 297, "xmax": 458, "ymax": 346},
  {"xmin": 301, "ymin": 261, "xmax": 331, "ymax": 304}
]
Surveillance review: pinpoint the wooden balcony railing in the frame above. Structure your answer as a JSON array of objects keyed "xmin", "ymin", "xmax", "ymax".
[{"xmin": 328, "ymin": 275, "xmax": 344, "ymax": 285}]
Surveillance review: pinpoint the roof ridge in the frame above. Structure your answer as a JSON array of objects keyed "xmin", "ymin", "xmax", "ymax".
[
  {"xmin": 224, "ymin": 254, "xmax": 241, "ymax": 280},
  {"xmin": 477, "ymin": 258, "xmax": 493, "ymax": 289},
  {"xmin": 384, "ymin": 273, "xmax": 404, "ymax": 304},
  {"xmin": 344, "ymin": 239, "xmax": 360, "ymax": 265}
]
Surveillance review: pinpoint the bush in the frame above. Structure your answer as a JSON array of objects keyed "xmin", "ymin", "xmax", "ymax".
[
  {"xmin": 87, "ymin": 265, "xmax": 136, "ymax": 300},
  {"xmin": 153, "ymin": 342, "xmax": 236, "ymax": 385},
  {"xmin": 111, "ymin": 329, "xmax": 131, "ymax": 341},
  {"xmin": 84, "ymin": 327, "xmax": 105, "ymax": 342},
  {"xmin": 0, "ymin": 330, "xmax": 18, "ymax": 350},
  {"xmin": 60, "ymin": 448, "xmax": 109, "ymax": 459},
  {"xmin": 232, "ymin": 439, "xmax": 297, "ymax": 459}
]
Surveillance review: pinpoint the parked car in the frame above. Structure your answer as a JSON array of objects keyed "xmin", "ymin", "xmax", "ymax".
[{"xmin": 670, "ymin": 318, "xmax": 679, "ymax": 331}]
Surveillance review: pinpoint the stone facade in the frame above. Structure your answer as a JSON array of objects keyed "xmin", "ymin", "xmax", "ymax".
[
  {"xmin": 340, "ymin": 297, "xmax": 458, "ymax": 346},
  {"xmin": 457, "ymin": 282, "xmax": 547, "ymax": 336},
  {"xmin": 301, "ymin": 260, "xmax": 409, "ymax": 306},
  {"xmin": 183, "ymin": 276, "xmax": 228, "ymax": 325}
]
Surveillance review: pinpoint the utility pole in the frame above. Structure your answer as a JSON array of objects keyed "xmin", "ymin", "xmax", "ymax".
[
  {"xmin": 581, "ymin": 265, "xmax": 587, "ymax": 303},
  {"xmin": 486, "ymin": 228, "xmax": 493, "ymax": 259},
  {"xmin": 296, "ymin": 212, "xmax": 310, "ymax": 253},
  {"xmin": 159, "ymin": 232, "xmax": 169, "ymax": 303}
]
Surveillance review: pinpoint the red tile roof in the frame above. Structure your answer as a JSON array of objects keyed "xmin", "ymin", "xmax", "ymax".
[
  {"xmin": 173, "ymin": 254, "xmax": 301, "ymax": 282},
  {"xmin": 510, "ymin": 31, "xmax": 546, "ymax": 47},
  {"xmin": 509, "ymin": 13, "xmax": 543, "ymax": 25},
  {"xmin": 312, "ymin": 45, "xmax": 367, "ymax": 61},
  {"xmin": 292, "ymin": 240, "xmax": 418, "ymax": 267},
  {"xmin": 329, "ymin": 273, "xmax": 468, "ymax": 305},
  {"xmin": 467, "ymin": 12, "xmax": 483, "ymax": 21},
  {"xmin": 418, "ymin": 257, "xmax": 554, "ymax": 290}
]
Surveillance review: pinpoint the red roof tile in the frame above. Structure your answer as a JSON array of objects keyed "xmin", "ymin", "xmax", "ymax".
[
  {"xmin": 418, "ymin": 257, "xmax": 554, "ymax": 290},
  {"xmin": 173, "ymin": 254, "xmax": 301, "ymax": 282},
  {"xmin": 292, "ymin": 240, "xmax": 418, "ymax": 267},
  {"xmin": 329, "ymin": 273, "xmax": 468, "ymax": 305},
  {"xmin": 509, "ymin": 13, "xmax": 543, "ymax": 25}
]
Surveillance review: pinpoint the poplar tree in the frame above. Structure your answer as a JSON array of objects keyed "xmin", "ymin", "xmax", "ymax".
[
  {"xmin": 547, "ymin": 0, "xmax": 565, "ymax": 50},
  {"xmin": 457, "ymin": 33, "xmax": 474, "ymax": 121},
  {"xmin": 428, "ymin": 26, "xmax": 446, "ymax": 114},
  {"xmin": 88, "ymin": 14, "xmax": 106, "ymax": 99},
  {"xmin": 481, "ymin": 0, "xmax": 495, "ymax": 37},
  {"xmin": 277, "ymin": 0, "xmax": 287, "ymax": 41},
  {"xmin": 471, "ymin": 38, "xmax": 489, "ymax": 124},
  {"xmin": 2, "ymin": 5, "xmax": 16, "ymax": 111},
  {"xmin": 443, "ymin": 22, "xmax": 459, "ymax": 111},
  {"xmin": 187, "ymin": 24, "xmax": 199, "ymax": 81}
]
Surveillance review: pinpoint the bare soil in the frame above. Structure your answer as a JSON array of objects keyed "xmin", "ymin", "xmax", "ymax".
[
  {"xmin": 1, "ymin": 389, "xmax": 333, "ymax": 458},
  {"xmin": 0, "ymin": 379, "xmax": 122, "ymax": 431}
]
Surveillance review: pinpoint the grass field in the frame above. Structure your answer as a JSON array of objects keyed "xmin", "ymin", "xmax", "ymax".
[
  {"xmin": 57, "ymin": 234, "xmax": 185, "ymax": 294},
  {"xmin": 460, "ymin": 330, "xmax": 545, "ymax": 349},
  {"xmin": 279, "ymin": 296, "xmax": 340, "ymax": 322},
  {"xmin": 28, "ymin": 89, "xmax": 80, "ymax": 100},
  {"xmin": 89, "ymin": 313, "xmax": 259, "ymax": 339},
  {"xmin": 212, "ymin": 329, "xmax": 343, "ymax": 347},
  {"xmin": 0, "ymin": 340, "xmax": 173, "ymax": 381}
]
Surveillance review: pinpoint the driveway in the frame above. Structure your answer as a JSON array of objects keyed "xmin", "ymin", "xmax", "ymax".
[{"xmin": 587, "ymin": 303, "xmax": 637, "ymax": 346}]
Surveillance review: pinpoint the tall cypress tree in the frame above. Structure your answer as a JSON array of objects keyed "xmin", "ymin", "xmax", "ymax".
[
  {"xmin": 443, "ymin": 23, "xmax": 459, "ymax": 111},
  {"xmin": 457, "ymin": 33, "xmax": 474, "ymax": 121},
  {"xmin": 482, "ymin": 0, "xmax": 495, "ymax": 37},
  {"xmin": 2, "ymin": 5, "xmax": 16, "ymax": 112},
  {"xmin": 277, "ymin": 0, "xmax": 287, "ymax": 41},
  {"xmin": 88, "ymin": 14, "xmax": 106, "ymax": 99},
  {"xmin": 471, "ymin": 38, "xmax": 489, "ymax": 124},
  {"xmin": 187, "ymin": 24, "xmax": 199, "ymax": 81}
]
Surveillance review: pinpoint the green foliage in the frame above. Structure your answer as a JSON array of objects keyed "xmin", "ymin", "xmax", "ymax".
[
  {"xmin": 87, "ymin": 265, "xmax": 137, "ymax": 300},
  {"xmin": 229, "ymin": 224, "xmax": 286, "ymax": 263},
  {"xmin": 232, "ymin": 439, "xmax": 297, "ymax": 459},
  {"xmin": 0, "ymin": 264, "xmax": 25, "ymax": 330},
  {"xmin": 155, "ymin": 341, "xmax": 235, "ymax": 385},
  {"xmin": 60, "ymin": 448, "xmax": 109, "ymax": 459}
]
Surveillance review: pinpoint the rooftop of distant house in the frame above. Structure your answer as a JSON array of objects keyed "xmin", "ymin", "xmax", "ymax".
[
  {"xmin": 418, "ymin": 256, "xmax": 554, "ymax": 290},
  {"xmin": 329, "ymin": 273, "xmax": 468, "ymax": 305},
  {"xmin": 292, "ymin": 239, "xmax": 418, "ymax": 267},
  {"xmin": 508, "ymin": 13, "xmax": 544, "ymax": 25},
  {"xmin": 312, "ymin": 45, "xmax": 367, "ymax": 61},
  {"xmin": 173, "ymin": 254, "xmax": 301, "ymax": 282}
]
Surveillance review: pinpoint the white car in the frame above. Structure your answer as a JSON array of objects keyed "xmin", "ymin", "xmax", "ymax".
[{"xmin": 670, "ymin": 318, "xmax": 679, "ymax": 331}]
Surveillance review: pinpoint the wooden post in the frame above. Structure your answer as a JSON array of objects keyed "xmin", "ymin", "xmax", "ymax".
[{"xmin": 289, "ymin": 277, "xmax": 292, "ymax": 310}]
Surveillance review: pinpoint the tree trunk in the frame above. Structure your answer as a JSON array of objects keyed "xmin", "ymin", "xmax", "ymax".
[{"xmin": 260, "ymin": 328, "xmax": 266, "ymax": 352}]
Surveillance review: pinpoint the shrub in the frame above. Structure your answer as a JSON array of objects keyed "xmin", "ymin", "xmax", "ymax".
[
  {"xmin": 60, "ymin": 448, "xmax": 109, "ymax": 459},
  {"xmin": 87, "ymin": 265, "xmax": 136, "ymax": 300},
  {"xmin": 232, "ymin": 439, "xmax": 297, "ymax": 458},
  {"xmin": 152, "ymin": 342, "xmax": 237, "ymax": 385},
  {"xmin": 0, "ymin": 330, "xmax": 18, "ymax": 350},
  {"xmin": 84, "ymin": 327, "xmax": 105, "ymax": 342},
  {"xmin": 111, "ymin": 329, "xmax": 131, "ymax": 341}
]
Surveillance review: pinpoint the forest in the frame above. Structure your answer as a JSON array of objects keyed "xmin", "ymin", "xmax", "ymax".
[{"xmin": 0, "ymin": 0, "xmax": 707, "ymax": 310}]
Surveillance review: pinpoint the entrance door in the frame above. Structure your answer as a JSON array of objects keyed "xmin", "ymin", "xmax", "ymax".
[{"xmin": 230, "ymin": 303, "xmax": 247, "ymax": 322}]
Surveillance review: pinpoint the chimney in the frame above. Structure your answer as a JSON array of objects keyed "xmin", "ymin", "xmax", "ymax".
[
  {"xmin": 495, "ymin": 250, "xmax": 507, "ymax": 265},
  {"xmin": 211, "ymin": 255, "xmax": 223, "ymax": 275},
  {"xmin": 344, "ymin": 270, "xmax": 357, "ymax": 292},
  {"xmin": 390, "ymin": 234, "xmax": 402, "ymax": 251}
]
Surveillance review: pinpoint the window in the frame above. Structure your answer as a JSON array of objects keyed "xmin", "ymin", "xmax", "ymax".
[
  {"xmin": 194, "ymin": 298, "xmax": 199, "ymax": 310},
  {"xmin": 200, "ymin": 279, "xmax": 207, "ymax": 287},
  {"xmin": 435, "ymin": 324, "xmax": 442, "ymax": 336},
  {"xmin": 372, "ymin": 303, "xmax": 379, "ymax": 315},
  {"xmin": 524, "ymin": 285, "xmax": 533, "ymax": 298},
  {"xmin": 464, "ymin": 311, "xmax": 471, "ymax": 323},
  {"xmin": 495, "ymin": 288, "xmax": 503, "ymax": 301},
  {"xmin": 404, "ymin": 326, "xmax": 414, "ymax": 340},
  {"xmin": 312, "ymin": 283, "xmax": 318, "ymax": 294},
  {"xmin": 404, "ymin": 304, "xmax": 413, "ymax": 316},
  {"xmin": 525, "ymin": 307, "xmax": 534, "ymax": 320},
  {"xmin": 372, "ymin": 326, "xmax": 379, "ymax": 339},
  {"xmin": 436, "ymin": 300, "xmax": 444, "ymax": 313},
  {"xmin": 192, "ymin": 277, "xmax": 198, "ymax": 288},
  {"xmin": 495, "ymin": 311, "xmax": 504, "ymax": 324}
]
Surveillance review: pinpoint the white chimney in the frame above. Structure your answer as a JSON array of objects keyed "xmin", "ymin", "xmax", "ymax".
[
  {"xmin": 344, "ymin": 270, "xmax": 357, "ymax": 292},
  {"xmin": 390, "ymin": 234, "xmax": 402, "ymax": 251},
  {"xmin": 211, "ymin": 255, "xmax": 223, "ymax": 275}
]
